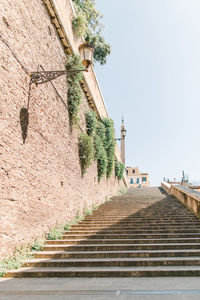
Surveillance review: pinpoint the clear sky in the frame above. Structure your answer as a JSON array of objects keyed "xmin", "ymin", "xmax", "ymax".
[{"xmin": 94, "ymin": 0, "xmax": 200, "ymax": 186}]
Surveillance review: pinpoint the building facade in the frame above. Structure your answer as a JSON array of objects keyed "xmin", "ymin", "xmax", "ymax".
[{"xmin": 126, "ymin": 167, "xmax": 150, "ymax": 188}]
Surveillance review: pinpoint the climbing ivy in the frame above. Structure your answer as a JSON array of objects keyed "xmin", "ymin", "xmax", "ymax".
[
  {"xmin": 102, "ymin": 117, "xmax": 116, "ymax": 178},
  {"xmin": 93, "ymin": 135, "xmax": 107, "ymax": 181},
  {"xmin": 118, "ymin": 162, "xmax": 125, "ymax": 180},
  {"xmin": 78, "ymin": 133, "xmax": 94, "ymax": 174},
  {"xmin": 115, "ymin": 161, "xmax": 125, "ymax": 180},
  {"xmin": 72, "ymin": 0, "xmax": 111, "ymax": 65},
  {"xmin": 96, "ymin": 120, "xmax": 106, "ymax": 146},
  {"xmin": 85, "ymin": 110, "xmax": 97, "ymax": 136},
  {"xmin": 78, "ymin": 113, "xmax": 116, "ymax": 180},
  {"xmin": 115, "ymin": 161, "xmax": 121, "ymax": 178},
  {"xmin": 66, "ymin": 54, "xmax": 84, "ymax": 125}
]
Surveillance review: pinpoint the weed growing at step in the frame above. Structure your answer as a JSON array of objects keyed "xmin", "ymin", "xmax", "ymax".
[
  {"xmin": 0, "ymin": 244, "xmax": 36, "ymax": 277},
  {"xmin": 84, "ymin": 207, "xmax": 92, "ymax": 216},
  {"xmin": 31, "ymin": 238, "xmax": 45, "ymax": 252},
  {"xmin": 92, "ymin": 203, "xmax": 99, "ymax": 210},
  {"xmin": 105, "ymin": 196, "xmax": 112, "ymax": 202},
  {"xmin": 64, "ymin": 213, "xmax": 85, "ymax": 231},
  {"xmin": 46, "ymin": 225, "xmax": 64, "ymax": 240},
  {"xmin": 118, "ymin": 186, "xmax": 127, "ymax": 195}
]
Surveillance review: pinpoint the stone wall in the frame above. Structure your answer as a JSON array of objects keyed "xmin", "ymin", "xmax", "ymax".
[{"xmin": 0, "ymin": 0, "xmax": 126, "ymax": 259}]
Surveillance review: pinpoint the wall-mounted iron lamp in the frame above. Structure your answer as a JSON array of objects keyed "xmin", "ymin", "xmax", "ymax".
[{"xmin": 30, "ymin": 42, "xmax": 94, "ymax": 84}]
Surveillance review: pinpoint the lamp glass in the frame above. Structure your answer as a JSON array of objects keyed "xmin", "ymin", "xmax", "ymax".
[{"xmin": 79, "ymin": 43, "xmax": 94, "ymax": 69}]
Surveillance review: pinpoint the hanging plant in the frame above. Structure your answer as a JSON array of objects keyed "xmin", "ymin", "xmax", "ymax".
[
  {"xmin": 97, "ymin": 147, "xmax": 107, "ymax": 181},
  {"xmin": 115, "ymin": 161, "xmax": 125, "ymax": 180},
  {"xmin": 102, "ymin": 117, "xmax": 115, "ymax": 178},
  {"xmin": 106, "ymin": 141, "xmax": 115, "ymax": 178},
  {"xmin": 78, "ymin": 133, "xmax": 94, "ymax": 174},
  {"xmin": 118, "ymin": 162, "xmax": 125, "ymax": 180},
  {"xmin": 96, "ymin": 120, "xmax": 106, "ymax": 147},
  {"xmin": 115, "ymin": 161, "xmax": 121, "ymax": 178},
  {"xmin": 85, "ymin": 110, "xmax": 97, "ymax": 136},
  {"xmin": 93, "ymin": 135, "xmax": 107, "ymax": 181},
  {"xmin": 66, "ymin": 54, "xmax": 84, "ymax": 125}
]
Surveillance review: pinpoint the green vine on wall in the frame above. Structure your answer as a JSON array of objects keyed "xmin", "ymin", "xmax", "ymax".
[
  {"xmin": 78, "ymin": 133, "xmax": 94, "ymax": 174},
  {"xmin": 72, "ymin": 0, "xmax": 111, "ymax": 65},
  {"xmin": 83, "ymin": 112, "xmax": 117, "ymax": 181},
  {"xmin": 102, "ymin": 117, "xmax": 115, "ymax": 178},
  {"xmin": 93, "ymin": 134, "xmax": 107, "ymax": 181},
  {"xmin": 66, "ymin": 54, "xmax": 84, "ymax": 125},
  {"xmin": 115, "ymin": 161, "xmax": 125, "ymax": 180},
  {"xmin": 85, "ymin": 110, "xmax": 97, "ymax": 136}
]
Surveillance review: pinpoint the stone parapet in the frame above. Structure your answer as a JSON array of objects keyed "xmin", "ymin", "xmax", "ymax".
[{"xmin": 161, "ymin": 182, "xmax": 200, "ymax": 218}]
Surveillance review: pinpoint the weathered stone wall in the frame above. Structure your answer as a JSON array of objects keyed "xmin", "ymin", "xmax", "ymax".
[{"xmin": 0, "ymin": 0, "xmax": 125, "ymax": 259}]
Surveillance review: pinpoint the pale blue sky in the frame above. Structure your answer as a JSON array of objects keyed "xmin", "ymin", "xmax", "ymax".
[{"xmin": 94, "ymin": 0, "xmax": 200, "ymax": 186}]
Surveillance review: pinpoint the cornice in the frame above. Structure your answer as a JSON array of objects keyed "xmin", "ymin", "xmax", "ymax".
[{"xmin": 42, "ymin": 0, "xmax": 99, "ymax": 115}]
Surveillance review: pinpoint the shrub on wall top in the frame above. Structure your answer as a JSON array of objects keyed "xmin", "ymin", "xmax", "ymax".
[{"xmin": 72, "ymin": 0, "xmax": 111, "ymax": 65}]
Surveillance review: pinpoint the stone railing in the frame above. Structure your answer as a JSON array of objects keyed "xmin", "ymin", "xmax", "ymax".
[
  {"xmin": 161, "ymin": 181, "xmax": 172, "ymax": 195},
  {"xmin": 161, "ymin": 181, "xmax": 200, "ymax": 218}
]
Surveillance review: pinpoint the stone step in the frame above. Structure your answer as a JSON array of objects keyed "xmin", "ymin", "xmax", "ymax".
[
  {"xmin": 5, "ymin": 266, "xmax": 200, "ymax": 278},
  {"xmin": 42, "ymin": 243, "xmax": 200, "ymax": 252},
  {"xmin": 22, "ymin": 257, "xmax": 200, "ymax": 268},
  {"xmin": 62, "ymin": 233, "xmax": 200, "ymax": 239},
  {"xmin": 85, "ymin": 217, "xmax": 197, "ymax": 220},
  {"xmin": 79, "ymin": 219, "xmax": 200, "ymax": 225},
  {"xmin": 72, "ymin": 223, "xmax": 200, "ymax": 228},
  {"xmin": 69, "ymin": 226, "xmax": 200, "ymax": 231},
  {"xmin": 76, "ymin": 222, "xmax": 200, "ymax": 227},
  {"xmin": 34, "ymin": 249, "xmax": 200, "ymax": 259},
  {"xmin": 46, "ymin": 238, "xmax": 200, "ymax": 245},
  {"xmin": 64, "ymin": 229, "xmax": 200, "ymax": 234},
  {"xmin": 91, "ymin": 213, "xmax": 195, "ymax": 217}
]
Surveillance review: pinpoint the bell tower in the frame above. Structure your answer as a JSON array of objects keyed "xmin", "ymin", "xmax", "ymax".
[{"xmin": 120, "ymin": 116, "xmax": 126, "ymax": 165}]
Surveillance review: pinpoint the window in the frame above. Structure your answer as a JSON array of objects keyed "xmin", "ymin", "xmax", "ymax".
[
  {"xmin": 137, "ymin": 178, "xmax": 139, "ymax": 184},
  {"xmin": 142, "ymin": 177, "xmax": 147, "ymax": 182},
  {"xmin": 132, "ymin": 170, "xmax": 135, "ymax": 173},
  {"xmin": 130, "ymin": 178, "xmax": 133, "ymax": 184}
]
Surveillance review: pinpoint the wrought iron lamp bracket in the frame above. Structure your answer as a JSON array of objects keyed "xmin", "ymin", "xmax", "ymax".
[{"xmin": 30, "ymin": 69, "xmax": 87, "ymax": 84}]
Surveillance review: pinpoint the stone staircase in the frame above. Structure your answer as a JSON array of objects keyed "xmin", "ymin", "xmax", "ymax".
[{"xmin": 5, "ymin": 187, "xmax": 200, "ymax": 277}]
